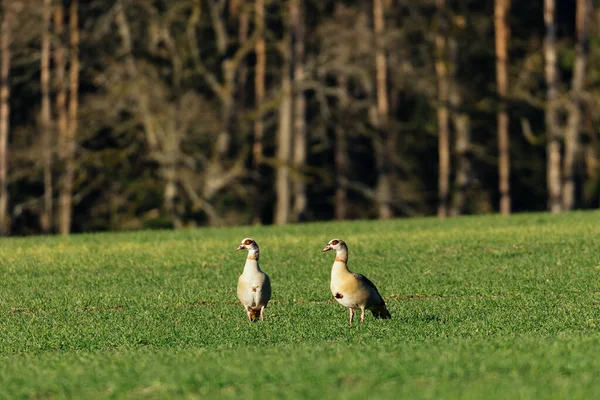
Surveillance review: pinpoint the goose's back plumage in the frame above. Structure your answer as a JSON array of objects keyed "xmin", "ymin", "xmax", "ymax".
[{"xmin": 325, "ymin": 239, "xmax": 391, "ymax": 322}]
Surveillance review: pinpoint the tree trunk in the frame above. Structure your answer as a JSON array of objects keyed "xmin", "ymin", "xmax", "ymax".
[
  {"xmin": 57, "ymin": 0, "xmax": 79, "ymax": 236},
  {"xmin": 495, "ymin": 0, "xmax": 511, "ymax": 215},
  {"xmin": 274, "ymin": 35, "xmax": 292, "ymax": 225},
  {"xmin": 584, "ymin": 140, "xmax": 597, "ymax": 205},
  {"xmin": 0, "ymin": 3, "xmax": 12, "ymax": 235},
  {"xmin": 163, "ymin": 127, "xmax": 180, "ymax": 228},
  {"xmin": 53, "ymin": 2, "xmax": 69, "ymax": 231},
  {"xmin": 544, "ymin": 0, "xmax": 562, "ymax": 213},
  {"xmin": 448, "ymin": 39, "xmax": 471, "ymax": 217},
  {"xmin": 236, "ymin": 2, "xmax": 249, "ymax": 107},
  {"xmin": 373, "ymin": 0, "xmax": 392, "ymax": 219},
  {"xmin": 291, "ymin": 0, "xmax": 307, "ymax": 222},
  {"xmin": 116, "ymin": 2, "xmax": 181, "ymax": 228},
  {"xmin": 335, "ymin": 75, "xmax": 348, "ymax": 221},
  {"xmin": 40, "ymin": 0, "xmax": 53, "ymax": 234},
  {"xmin": 450, "ymin": 112, "xmax": 471, "ymax": 216},
  {"xmin": 435, "ymin": 0, "xmax": 450, "ymax": 219},
  {"xmin": 252, "ymin": 0, "xmax": 265, "ymax": 224},
  {"xmin": 562, "ymin": 0, "xmax": 591, "ymax": 210}
]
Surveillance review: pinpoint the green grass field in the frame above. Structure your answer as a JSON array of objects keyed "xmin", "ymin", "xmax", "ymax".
[{"xmin": 1, "ymin": 211, "xmax": 600, "ymax": 399}]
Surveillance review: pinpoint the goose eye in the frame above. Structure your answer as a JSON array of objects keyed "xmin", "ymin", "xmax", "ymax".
[
  {"xmin": 244, "ymin": 239, "xmax": 253, "ymax": 246},
  {"xmin": 331, "ymin": 240, "xmax": 339, "ymax": 245}
]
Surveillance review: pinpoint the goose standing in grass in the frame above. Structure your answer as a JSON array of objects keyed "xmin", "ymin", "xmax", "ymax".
[
  {"xmin": 322, "ymin": 238, "xmax": 391, "ymax": 325},
  {"xmin": 236, "ymin": 238, "xmax": 271, "ymax": 322}
]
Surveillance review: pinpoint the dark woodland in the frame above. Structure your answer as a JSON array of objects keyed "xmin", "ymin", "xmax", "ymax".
[{"xmin": 0, "ymin": 0, "xmax": 598, "ymax": 235}]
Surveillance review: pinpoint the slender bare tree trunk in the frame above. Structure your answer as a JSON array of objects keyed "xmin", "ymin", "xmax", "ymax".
[
  {"xmin": 163, "ymin": 125, "xmax": 181, "ymax": 228},
  {"xmin": 56, "ymin": 0, "xmax": 79, "ymax": 235},
  {"xmin": 335, "ymin": 75, "xmax": 348, "ymax": 221},
  {"xmin": 449, "ymin": 39, "xmax": 471, "ymax": 216},
  {"xmin": 0, "ymin": 3, "xmax": 12, "ymax": 235},
  {"xmin": 435, "ymin": 0, "xmax": 450, "ymax": 219},
  {"xmin": 334, "ymin": 125, "xmax": 348, "ymax": 220},
  {"xmin": 40, "ymin": 0, "xmax": 53, "ymax": 233},
  {"xmin": 450, "ymin": 112, "xmax": 471, "ymax": 216},
  {"xmin": 236, "ymin": 2, "xmax": 249, "ymax": 106},
  {"xmin": 115, "ymin": 1, "xmax": 170, "ymax": 224},
  {"xmin": 252, "ymin": 0, "xmax": 265, "ymax": 224},
  {"xmin": 228, "ymin": 0, "xmax": 249, "ymax": 101},
  {"xmin": 495, "ymin": 0, "xmax": 511, "ymax": 215},
  {"xmin": 562, "ymin": 0, "xmax": 591, "ymax": 210},
  {"xmin": 584, "ymin": 137, "xmax": 597, "ymax": 205},
  {"xmin": 544, "ymin": 0, "xmax": 562, "ymax": 213},
  {"xmin": 53, "ymin": 2, "xmax": 68, "ymax": 231},
  {"xmin": 373, "ymin": 0, "xmax": 392, "ymax": 219},
  {"xmin": 291, "ymin": 0, "xmax": 307, "ymax": 222},
  {"xmin": 274, "ymin": 34, "xmax": 292, "ymax": 225}
]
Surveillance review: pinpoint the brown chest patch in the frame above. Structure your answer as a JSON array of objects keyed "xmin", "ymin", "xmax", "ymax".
[
  {"xmin": 252, "ymin": 286, "xmax": 258, "ymax": 292},
  {"xmin": 334, "ymin": 292, "xmax": 343, "ymax": 299}
]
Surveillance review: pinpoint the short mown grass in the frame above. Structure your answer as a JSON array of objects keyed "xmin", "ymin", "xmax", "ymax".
[{"xmin": 1, "ymin": 211, "xmax": 600, "ymax": 399}]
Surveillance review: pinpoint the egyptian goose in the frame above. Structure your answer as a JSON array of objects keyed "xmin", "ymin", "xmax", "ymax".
[
  {"xmin": 236, "ymin": 238, "xmax": 271, "ymax": 322},
  {"xmin": 322, "ymin": 238, "xmax": 391, "ymax": 324}
]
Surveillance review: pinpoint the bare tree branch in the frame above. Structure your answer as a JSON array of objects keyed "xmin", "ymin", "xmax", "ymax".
[{"xmin": 207, "ymin": 0, "xmax": 229, "ymax": 55}]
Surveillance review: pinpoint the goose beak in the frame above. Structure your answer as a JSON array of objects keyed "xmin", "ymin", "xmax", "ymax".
[
  {"xmin": 322, "ymin": 244, "xmax": 332, "ymax": 252},
  {"xmin": 236, "ymin": 245, "xmax": 244, "ymax": 251}
]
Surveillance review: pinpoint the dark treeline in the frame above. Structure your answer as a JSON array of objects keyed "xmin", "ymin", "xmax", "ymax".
[{"xmin": 0, "ymin": 0, "xmax": 598, "ymax": 236}]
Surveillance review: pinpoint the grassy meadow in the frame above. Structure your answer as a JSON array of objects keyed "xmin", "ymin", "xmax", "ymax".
[{"xmin": 1, "ymin": 211, "xmax": 600, "ymax": 399}]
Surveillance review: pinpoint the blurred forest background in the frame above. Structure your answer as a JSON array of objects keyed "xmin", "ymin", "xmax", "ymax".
[{"xmin": 0, "ymin": 0, "xmax": 597, "ymax": 236}]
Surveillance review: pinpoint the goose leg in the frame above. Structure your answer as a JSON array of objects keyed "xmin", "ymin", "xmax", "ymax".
[
  {"xmin": 246, "ymin": 308, "xmax": 252, "ymax": 322},
  {"xmin": 360, "ymin": 308, "xmax": 365, "ymax": 323},
  {"xmin": 260, "ymin": 306, "xmax": 265, "ymax": 321},
  {"xmin": 349, "ymin": 308, "xmax": 354, "ymax": 325}
]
